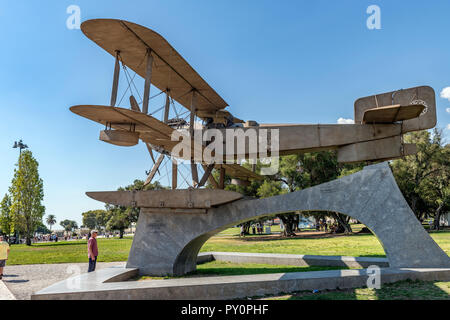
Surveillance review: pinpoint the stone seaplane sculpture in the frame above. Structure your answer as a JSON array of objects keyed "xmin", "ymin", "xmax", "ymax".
[{"xmin": 71, "ymin": 19, "xmax": 448, "ymax": 275}]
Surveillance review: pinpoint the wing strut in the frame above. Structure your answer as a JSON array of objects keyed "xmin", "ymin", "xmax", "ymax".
[
  {"xmin": 110, "ymin": 50, "xmax": 120, "ymax": 107},
  {"xmin": 142, "ymin": 49, "xmax": 154, "ymax": 114},
  {"xmin": 163, "ymin": 90, "xmax": 170, "ymax": 123},
  {"xmin": 219, "ymin": 167, "xmax": 225, "ymax": 189},
  {"xmin": 144, "ymin": 153, "xmax": 164, "ymax": 186},
  {"xmin": 197, "ymin": 163, "xmax": 215, "ymax": 188},
  {"xmin": 201, "ymin": 164, "xmax": 219, "ymax": 188},
  {"xmin": 190, "ymin": 90, "xmax": 199, "ymax": 186},
  {"xmin": 172, "ymin": 159, "xmax": 178, "ymax": 189}
]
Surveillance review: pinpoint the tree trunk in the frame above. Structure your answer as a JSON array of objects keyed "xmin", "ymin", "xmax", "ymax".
[
  {"xmin": 410, "ymin": 196, "xmax": 422, "ymax": 221},
  {"xmin": 332, "ymin": 213, "xmax": 352, "ymax": 234},
  {"xmin": 26, "ymin": 223, "xmax": 32, "ymax": 246},
  {"xmin": 119, "ymin": 229, "xmax": 124, "ymax": 239},
  {"xmin": 292, "ymin": 214, "xmax": 300, "ymax": 232},
  {"xmin": 242, "ymin": 222, "xmax": 251, "ymax": 235},
  {"xmin": 433, "ymin": 203, "xmax": 444, "ymax": 231},
  {"xmin": 279, "ymin": 214, "xmax": 297, "ymax": 237}
]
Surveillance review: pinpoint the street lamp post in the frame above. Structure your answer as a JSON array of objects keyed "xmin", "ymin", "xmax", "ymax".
[
  {"xmin": 12, "ymin": 139, "xmax": 29, "ymax": 244},
  {"xmin": 13, "ymin": 139, "xmax": 28, "ymax": 156}
]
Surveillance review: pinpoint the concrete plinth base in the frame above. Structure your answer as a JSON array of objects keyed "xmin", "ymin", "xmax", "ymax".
[
  {"xmin": 32, "ymin": 265, "xmax": 450, "ymax": 300},
  {"xmin": 127, "ymin": 162, "xmax": 450, "ymax": 276}
]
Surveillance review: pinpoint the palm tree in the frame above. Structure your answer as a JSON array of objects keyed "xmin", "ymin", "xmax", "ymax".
[{"xmin": 46, "ymin": 214, "xmax": 56, "ymax": 232}]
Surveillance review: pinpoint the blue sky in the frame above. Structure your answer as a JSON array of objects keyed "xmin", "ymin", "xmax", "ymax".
[{"xmin": 0, "ymin": 0, "xmax": 449, "ymax": 226}]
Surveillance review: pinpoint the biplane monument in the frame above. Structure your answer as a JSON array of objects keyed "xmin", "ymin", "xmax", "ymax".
[{"xmin": 68, "ymin": 19, "xmax": 449, "ymax": 279}]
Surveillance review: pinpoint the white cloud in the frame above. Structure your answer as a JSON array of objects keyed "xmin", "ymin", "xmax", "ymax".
[
  {"xmin": 446, "ymin": 108, "xmax": 450, "ymax": 114},
  {"xmin": 447, "ymin": 124, "xmax": 450, "ymax": 130},
  {"xmin": 440, "ymin": 87, "xmax": 450, "ymax": 101},
  {"xmin": 337, "ymin": 117, "xmax": 354, "ymax": 124}
]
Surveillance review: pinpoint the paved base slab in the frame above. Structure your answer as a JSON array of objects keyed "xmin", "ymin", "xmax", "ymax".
[
  {"xmin": 198, "ymin": 252, "xmax": 389, "ymax": 268},
  {"xmin": 0, "ymin": 281, "xmax": 16, "ymax": 300},
  {"xmin": 3, "ymin": 262, "xmax": 123, "ymax": 300},
  {"xmin": 32, "ymin": 265, "xmax": 450, "ymax": 300}
]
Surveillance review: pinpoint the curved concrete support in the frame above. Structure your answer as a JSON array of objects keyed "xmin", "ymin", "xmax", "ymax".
[{"xmin": 126, "ymin": 162, "xmax": 450, "ymax": 276}]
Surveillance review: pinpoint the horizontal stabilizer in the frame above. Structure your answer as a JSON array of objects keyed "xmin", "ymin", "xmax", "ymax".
[
  {"xmin": 363, "ymin": 104, "xmax": 425, "ymax": 124},
  {"xmin": 354, "ymin": 86, "xmax": 436, "ymax": 132}
]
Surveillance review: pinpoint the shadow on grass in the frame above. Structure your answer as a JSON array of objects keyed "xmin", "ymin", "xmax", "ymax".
[
  {"xmin": 238, "ymin": 232, "xmax": 374, "ymax": 242},
  {"xmin": 135, "ymin": 265, "xmax": 350, "ymax": 281},
  {"xmin": 194, "ymin": 265, "xmax": 348, "ymax": 277}
]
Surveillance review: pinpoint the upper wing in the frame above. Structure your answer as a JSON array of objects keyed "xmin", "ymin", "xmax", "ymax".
[
  {"xmin": 70, "ymin": 105, "xmax": 262, "ymax": 181},
  {"xmin": 81, "ymin": 19, "xmax": 230, "ymax": 116}
]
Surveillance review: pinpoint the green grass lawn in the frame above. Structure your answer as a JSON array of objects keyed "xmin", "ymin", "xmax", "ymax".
[
  {"xmin": 6, "ymin": 237, "xmax": 132, "ymax": 265},
  {"xmin": 6, "ymin": 230, "xmax": 449, "ymax": 265},
  {"xmin": 263, "ymin": 279, "xmax": 450, "ymax": 300},
  {"xmin": 202, "ymin": 229, "xmax": 450, "ymax": 257},
  {"xmin": 201, "ymin": 233, "xmax": 386, "ymax": 257}
]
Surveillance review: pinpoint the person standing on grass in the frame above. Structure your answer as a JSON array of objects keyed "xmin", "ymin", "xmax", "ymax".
[
  {"xmin": 0, "ymin": 235, "xmax": 10, "ymax": 280},
  {"xmin": 87, "ymin": 230, "xmax": 98, "ymax": 272}
]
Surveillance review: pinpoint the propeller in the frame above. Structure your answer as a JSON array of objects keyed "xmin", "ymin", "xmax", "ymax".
[
  {"xmin": 129, "ymin": 95, "xmax": 141, "ymax": 112},
  {"xmin": 144, "ymin": 153, "xmax": 164, "ymax": 186}
]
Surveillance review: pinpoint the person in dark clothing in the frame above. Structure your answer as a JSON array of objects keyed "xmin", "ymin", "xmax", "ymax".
[{"xmin": 87, "ymin": 230, "xmax": 98, "ymax": 272}]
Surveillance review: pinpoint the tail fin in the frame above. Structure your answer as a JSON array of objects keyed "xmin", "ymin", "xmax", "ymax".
[{"xmin": 354, "ymin": 86, "xmax": 436, "ymax": 133}]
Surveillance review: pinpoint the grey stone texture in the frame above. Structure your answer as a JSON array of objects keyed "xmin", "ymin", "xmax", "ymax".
[
  {"xmin": 127, "ymin": 162, "xmax": 450, "ymax": 276},
  {"xmin": 32, "ymin": 266, "xmax": 450, "ymax": 300}
]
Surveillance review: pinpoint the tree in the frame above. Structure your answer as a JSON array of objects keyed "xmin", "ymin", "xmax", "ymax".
[
  {"xmin": 35, "ymin": 221, "xmax": 51, "ymax": 234},
  {"xmin": 82, "ymin": 210, "xmax": 99, "ymax": 230},
  {"xmin": 391, "ymin": 129, "xmax": 448, "ymax": 224},
  {"xmin": 106, "ymin": 207, "xmax": 129, "ymax": 238},
  {"xmin": 120, "ymin": 179, "xmax": 166, "ymax": 224},
  {"xmin": 300, "ymin": 151, "xmax": 362, "ymax": 233},
  {"xmin": 265, "ymin": 152, "xmax": 357, "ymax": 235},
  {"xmin": 271, "ymin": 155, "xmax": 308, "ymax": 236},
  {"xmin": 0, "ymin": 194, "xmax": 13, "ymax": 236},
  {"xmin": 95, "ymin": 210, "xmax": 110, "ymax": 232},
  {"xmin": 217, "ymin": 152, "xmax": 361, "ymax": 236},
  {"xmin": 9, "ymin": 150, "xmax": 45, "ymax": 246},
  {"xmin": 104, "ymin": 179, "xmax": 166, "ymax": 238},
  {"xmin": 46, "ymin": 214, "xmax": 56, "ymax": 232},
  {"xmin": 81, "ymin": 209, "xmax": 110, "ymax": 231},
  {"xmin": 222, "ymin": 165, "xmax": 268, "ymax": 235},
  {"xmin": 60, "ymin": 219, "xmax": 78, "ymax": 233},
  {"xmin": 410, "ymin": 140, "xmax": 449, "ymax": 230}
]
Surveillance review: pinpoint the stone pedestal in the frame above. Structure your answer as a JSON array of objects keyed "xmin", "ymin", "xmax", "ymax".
[{"xmin": 126, "ymin": 162, "xmax": 450, "ymax": 276}]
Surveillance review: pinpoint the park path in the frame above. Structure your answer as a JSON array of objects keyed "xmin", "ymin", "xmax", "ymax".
[{"xmin": 2, "ymin": 262, "xmax": 124, "ymax": 300}]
